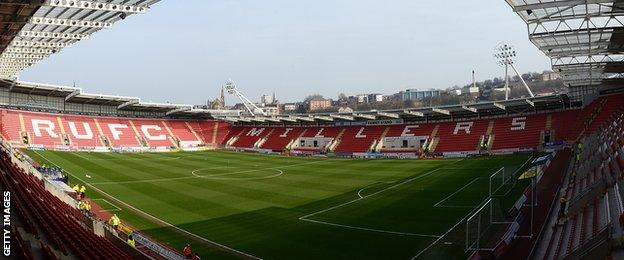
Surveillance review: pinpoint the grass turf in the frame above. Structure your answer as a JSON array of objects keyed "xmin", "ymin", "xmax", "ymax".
[{"xmin": 24, "ymin": 150, "xmax": 531, "ymax": 259}]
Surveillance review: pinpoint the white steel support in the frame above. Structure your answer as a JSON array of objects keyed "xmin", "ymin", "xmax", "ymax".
[
  {"xmin": 165, "ymin": 106, "xmax": 191, "ymax": 116},
  {"xmin": 432, "ymin": 108, "xmax": 450, "ymax": 115},
  {"xmin": 30, "ymin": 17, "xmax": 113, "ymax": 28},
  {"xmin": 510, "ymin": 63, "xmax": 534, "ymax": 97},
  {"xmin": 118, "ymin": 99, "xmax": 139, "ymax": 109},
  {"xmin": 314, "ymin": 115, "xmax": 334, "ymax": 121},
  {"xmin": 403, "ymin": 110, "xmax": 424, "ymax": 117},
  {"xmin": 225, "ymin": 80, "xmax": 266, "ymax": 116},
  {"xmin": 505, "ymin": 64, "xmax": 509, "ymax": 100},
  {"xmin": 330, "ymin": 114, "xmax": 354, "ymax": 121},
  {"xmin": 377, "ymin": 111, "xmax": 399, "ymax": 119},
  {"xmin": 65, "ymin": 89, "xmax": 81, "ymax": 101},
  {"xmin": 44, "ymin": 0, "xmax": 148, "ymax": 14},
  {"xmin": 462, "ymin": 105, "xmax": 478, "ymax": 113},
  {"xmin": 353, "ymin": 113, "xmax": 376, "ymax": 120}
]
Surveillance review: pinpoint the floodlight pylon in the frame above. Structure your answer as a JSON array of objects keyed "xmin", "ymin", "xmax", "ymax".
[
  {"xmin": 224, "ymin": 80, "xmax": 266, "ymax": 116},
  {"xmin": 494, "ymin": 43, "xmax": 534, "ymax": 100}
]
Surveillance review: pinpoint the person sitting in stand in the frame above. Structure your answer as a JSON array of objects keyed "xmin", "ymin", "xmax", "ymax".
[{"xmin": 183, "ymin": 244, "xmax": 192, "ymax": 258}]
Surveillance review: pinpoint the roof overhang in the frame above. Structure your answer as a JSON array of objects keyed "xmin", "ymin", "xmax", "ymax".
[
  {"xmin": 225, "ymin": 94, "xmax": 568, "ymax": 124},
  {"xmin": 0, "ymin": 0, "xmax": 160, "ymax": 78},
  {"xmin": 505, "ymin": 0, "xmax": 624, "ymax": 100}
]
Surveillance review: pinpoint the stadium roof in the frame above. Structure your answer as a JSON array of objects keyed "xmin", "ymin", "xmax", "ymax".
[
  {"xmin": 0, "ymin": 0, "xmax": 160, "ymax": 79},
  {"xmin": 219, "ymin": 94, "xmax": 569, "ymax": 123},
  {"xmin": 0, "ymin": 79, "xmax": 195, "ymax": 111},
  {"xmin": 505, "ymin": 0, "xmax": 624, "ymax": 100},
  {"xmin": 0, "ymin": 79, "xmax": 570, "ymax": 121}
]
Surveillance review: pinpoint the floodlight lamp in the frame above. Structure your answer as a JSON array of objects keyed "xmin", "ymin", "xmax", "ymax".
[{"xmin": 494, "ymin": 42, "xmax": 517, "ymax": 66}]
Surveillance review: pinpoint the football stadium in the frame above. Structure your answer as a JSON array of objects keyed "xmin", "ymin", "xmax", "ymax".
[{"xmin": 1, "ymin": 1, "xmax": 624, "ymax": 260}]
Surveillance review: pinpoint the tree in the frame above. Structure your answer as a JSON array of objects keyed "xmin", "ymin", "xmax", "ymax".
[{"xmin": 304, "ymin": 94, "xmax": 324, "ymax": 102}]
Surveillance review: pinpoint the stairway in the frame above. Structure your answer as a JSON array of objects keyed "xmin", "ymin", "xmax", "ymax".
[
  {"xmin": 185, "ymin": 121, "xmax": 205, "ymax": 143},
  {"xmin": 129, "ymin": 120, "xmax": 148, "ymax": 147},
  {"xmin": 328, "ymin": 128, "xmax": 346, "ymax": 152},
  {"xmin": 481, "ymin": 121, "xmax": 495, "ymax": 150},
  {"xmin": 428, "ymin": 125, "xmax": 440, "ymax": 152},
  {"xmin": 257, "ymin": 128, "xmax": 275, "ymax": 148},
  {"xmin": 371, "ymin": 127, "xmax": 391, "ymax": 152},
  {"xmin": 160, "ymin": 121, "xmax": 180, "ymax": 148}
]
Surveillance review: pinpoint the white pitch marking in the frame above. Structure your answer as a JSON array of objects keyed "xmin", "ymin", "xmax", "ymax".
[
  {"xmin": 92, "ymin": 198, "xmax": 122, "ymax": 212},
  {"xmin": 299, "ymin": 159, "xmax": 467, "ymax": 238},
  {"xmin": 357, "ymin": 181, "xmax": 395, "ymax": 199},
  {"xmin": 33, "ymin": 151, "xmax": 263, "ymax": 260},
  {"xmin": 301, "ymin": 218, "xmax": 441, "ymax": 238},
  {"xmin": 410, "ymin": 157, "xmax": 534, "ymax": 259},
  {"xmin": 433, "ymin": 177, "xmax": 483, "ymax": 208},
  {"xmin": 72, "ymin": 152, "xmax": 93, "ymax": 160},
  {"xmin": 89, "ymin": 159, "xmax": 326, "ymax": 185},
  {"xmin": 79, "ymin": 155, "xmax": 183, "ymax": 161},
  {"xmin": 193, "ymin": 169, "xmax": 284, "ymax": 181},
  {"xmin": 299, "ymin": 168, "xmax": 445, "ymax": 237},
  {"xmin": 410, "ymin": 211, "xmax": 471, "ymax": 260}
]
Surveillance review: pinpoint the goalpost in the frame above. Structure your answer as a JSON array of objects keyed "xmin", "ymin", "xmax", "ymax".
[
  {"xmin": 489, "ymin": 167, "xmax": 515, "ymax": 197},
  {"xmin": 465, "ymin": 198, "xmax": 514, "ymax": 251},
  {"xmin": 466, "ymin": 158, "xmax": 537, "ymax": 253}
]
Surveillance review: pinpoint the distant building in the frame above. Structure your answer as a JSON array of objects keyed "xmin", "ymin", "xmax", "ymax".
[
  {"xmin": 283, "ymin": 103, "xmax": 298, "ymax": 111},
  {"xmin": 402, "ymin": 89, "xmax": 441, "ymax": 101},
  {"xmin": 542, "ymin": 71, "xmax": 561, "ymax": 81},
  {"xmin": 309, "ymin": 98, "xmax": 332, "ymax": 111},
  {"xmin": 368, "ymin": 93, "xmax": 383, "ymax": 103},
  {"xmin": 355, "ymin": 94, "xmax": 368, "ymax": 103},
  {"xmin": 261, "ymin": 105, "xmax": 280, "ymax": 116},
  {"xmin": 456, "ymin": 87, "xmax": 479, "ymax": 97},
  {"xmin": 261, "ymin": 93, "xmax": 277, "ymax": 105}
]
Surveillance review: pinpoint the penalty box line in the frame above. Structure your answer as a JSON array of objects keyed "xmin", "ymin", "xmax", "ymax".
[
  {"xmin": 433, "ymin": 177, "xmax": 486, "ymax": 209},
  {"xmin": 299, "ymin": 161, "xmax": 467, "ymax": 238}
]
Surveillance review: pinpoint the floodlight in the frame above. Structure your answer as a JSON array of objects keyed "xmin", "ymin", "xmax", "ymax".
[
  {"xmin": 494, "ymin": 42, "xmax": 534, "ymax": 100},
  {"xmin": 223, "ymin": 79, "xmax": 266, "ymax": 116}
]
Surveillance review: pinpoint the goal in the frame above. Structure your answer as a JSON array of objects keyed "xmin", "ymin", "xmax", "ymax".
[
  {"xmin": 489, "ymin": 167, "xmax": 515, "ymax": 197},
  {"xmin": 465, "ymin": 198, "xmax": 513, "ymax": 251}
]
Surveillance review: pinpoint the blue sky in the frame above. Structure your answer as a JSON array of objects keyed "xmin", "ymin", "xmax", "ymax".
[{"xmin": 20, "ymin": 0, "xmax": 550, "ymax": 105}]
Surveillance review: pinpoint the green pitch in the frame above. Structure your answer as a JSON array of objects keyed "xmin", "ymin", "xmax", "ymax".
[{"xmin": 24, "ymin": 150, "xmax": 531, "ymax": 259}]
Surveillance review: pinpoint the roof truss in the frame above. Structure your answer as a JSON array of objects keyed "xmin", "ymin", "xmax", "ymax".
[
  {"xmin": 0, "ymin": 0, "xmax": 160, "ymax": 78},
  {"xmin": 505, "ymin": 0, "xmax": 624, "ymax": 99}
]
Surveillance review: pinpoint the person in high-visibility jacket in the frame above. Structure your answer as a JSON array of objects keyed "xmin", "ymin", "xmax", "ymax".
[
  {"xmin": 109, "ymin": 214, "xmax": 121, "ymax": 229},
  {"xmin": 127, "ymin": 234, "xmax": 136, "ymax": 248},
  {"xmin": 84, "ymin": 201, "xmax": 91, "ymax": 212},
  {"xmin": 77, "ymin": 201, "xmax": 85, "ymax": 211},
  {"xmin": 72, "ymin": 184, "xmax": 80, "ymax": 193},
  {"xmin": 79, "ymin": 185, "xmax": 86, "ymax": 194}
]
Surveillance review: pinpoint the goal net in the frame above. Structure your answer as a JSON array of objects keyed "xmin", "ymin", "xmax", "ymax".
[
  {"xmin": 489, "ymin": 167, "xmax": 516, "ymax": 197},
  {"xmin": 465, "ymin": 198, "xmax": 513, "ymax": 251}
]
